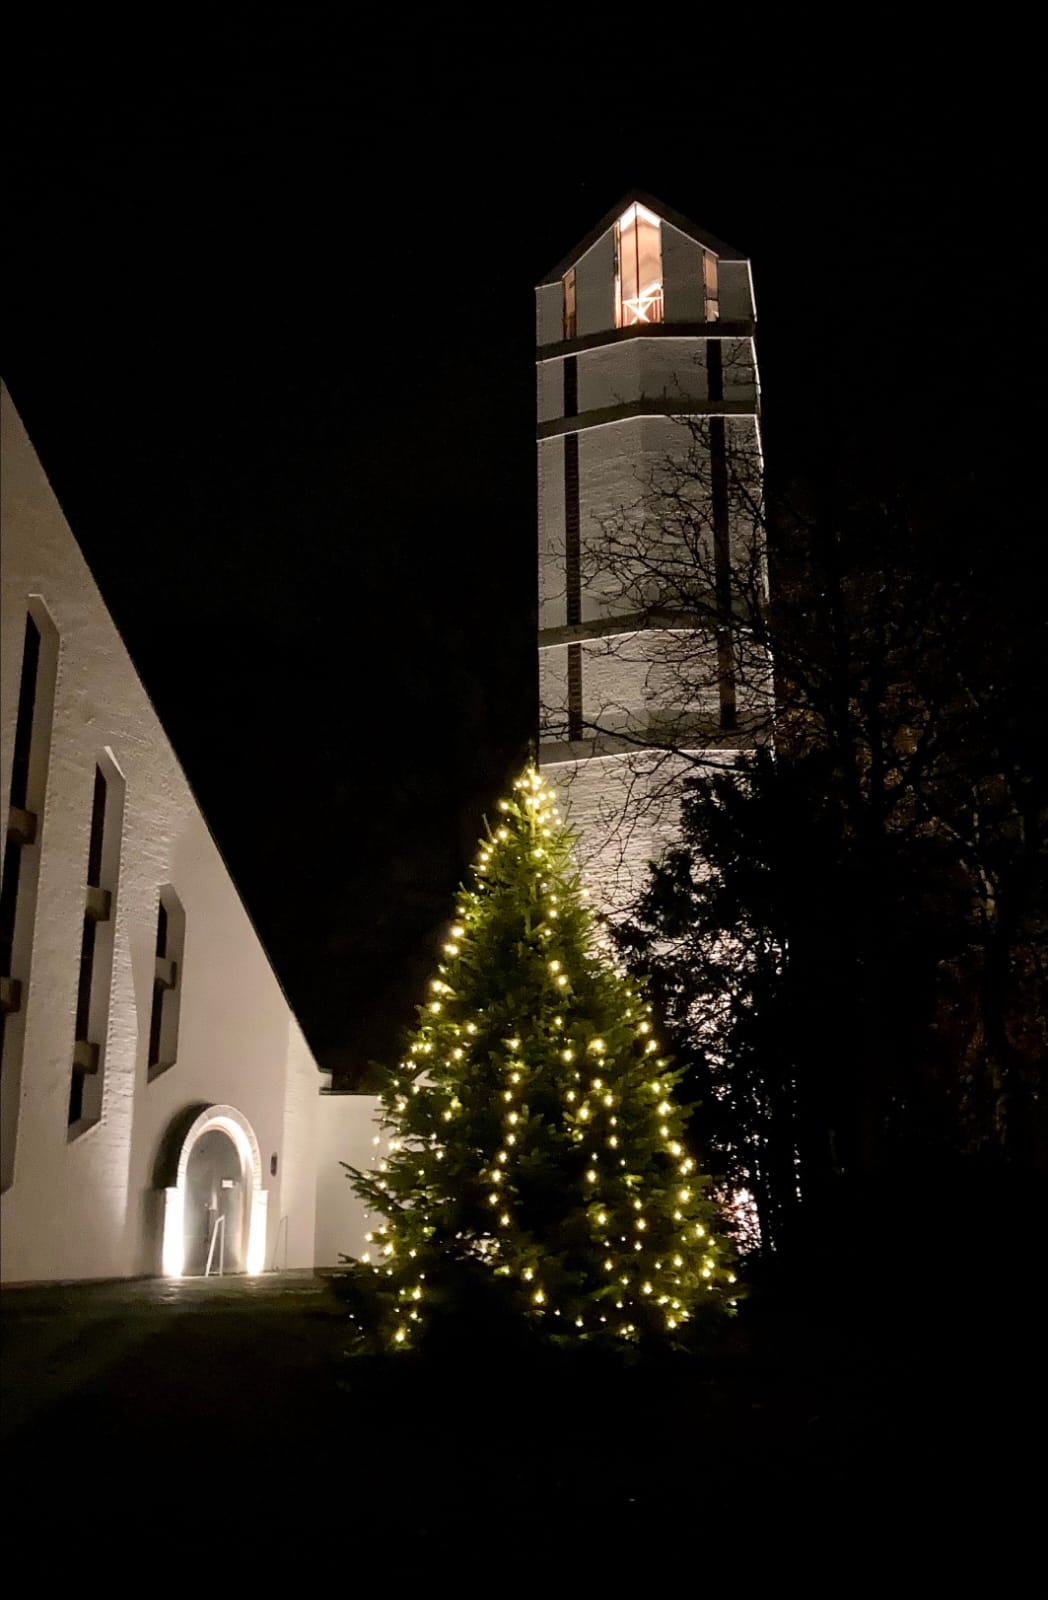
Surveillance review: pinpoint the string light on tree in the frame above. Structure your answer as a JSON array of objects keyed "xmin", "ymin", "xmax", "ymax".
[{"xmin": 343, "ymin": 765, "xmax": 738, "ymax": 1353}]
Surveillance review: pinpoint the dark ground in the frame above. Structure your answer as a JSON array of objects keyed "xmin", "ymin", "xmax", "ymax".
[{"xmin": 3, "ymin": 1257, "xmax": 1042, "ymax": 1578}]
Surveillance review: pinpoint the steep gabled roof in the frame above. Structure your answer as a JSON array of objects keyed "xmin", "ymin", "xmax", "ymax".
[{"xmin": 539, "ymin": 189, "xmax": 747, "ymax": 286}]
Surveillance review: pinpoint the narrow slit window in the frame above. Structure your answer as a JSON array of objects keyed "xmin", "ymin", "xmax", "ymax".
[
  {"xmin": 703, "ymin": 251, "xmax": 720, "ymax": 322},
  {"xmin": 1, "ymin": 615, "xmax": 41, "ymax": 1003},
  {"xmin": 148, "ymin": 888, "xmax": 183, "ymax": 1078},
  {"xmin": 615, "ymin": 203, "xmax": 663, "ymax": 328},
  {"xmin": 563, "ymin": 268, "xmax": 577, "ymax": 340},
  {"xmin": 2, "ymin": 601, "xmax": 58, "ymax": 1191},
  {"xmin": 147, "ymin": 903, "xmax": 168, "ymax": 1069},
  {"xmin": 70, "ymin": 762, "xmax": 121, "ymax": 1129}
]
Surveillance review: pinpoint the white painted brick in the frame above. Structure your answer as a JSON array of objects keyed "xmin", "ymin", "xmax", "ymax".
[{"xmin": 0, "ymin": 388, "xmax": 374, "ymax": 1282}]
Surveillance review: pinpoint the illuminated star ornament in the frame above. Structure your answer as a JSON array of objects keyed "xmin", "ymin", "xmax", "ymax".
[
  {"xmin": 615, "ymin": 201, "xmax": 665, "ymax": 327},
  {"xmin": 343, "ymin": 766, "xmax": 738, "ymax": 1352}
]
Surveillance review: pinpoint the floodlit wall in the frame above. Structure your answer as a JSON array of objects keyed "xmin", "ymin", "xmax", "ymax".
[
  {"xmin": 314, "ymin": 1091, "xmax": 381, "ymax": 1267},
  {"xmin": 0, "ymin": 387, "xmax": 357, "ymax": 1282},
  {"xmin": 542, "ymin": 749, "xmax": 701, "ymax": 913}
]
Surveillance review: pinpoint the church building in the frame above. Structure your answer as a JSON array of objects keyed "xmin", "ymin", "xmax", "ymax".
[
  {"xmin": 0, "ymin": 387, "xmax": 377, "ymax": 1283},
  {"xmin": 1, "ymin": 193, "xmax": 759, "ymax": 1283}
]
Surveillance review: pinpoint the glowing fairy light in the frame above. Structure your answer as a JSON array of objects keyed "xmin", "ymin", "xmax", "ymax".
[{"xmin": 351, "ymin": 764, "xmax": 738, "ymax": 1355}]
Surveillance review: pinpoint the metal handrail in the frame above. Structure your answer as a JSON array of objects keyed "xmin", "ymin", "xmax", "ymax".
[
  {"xmin": 204, "ymin": 1212, "xmax": 226, "ymax": 1277},
  {"xmin": 269, "ymin": 1213, "xmax": 289, "ymax": 1273}
]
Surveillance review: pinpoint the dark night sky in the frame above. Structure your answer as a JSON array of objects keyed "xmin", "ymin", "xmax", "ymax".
[{"xmin": 4, "ymin": 19, "xmax": 1040, "ymax": 1075}]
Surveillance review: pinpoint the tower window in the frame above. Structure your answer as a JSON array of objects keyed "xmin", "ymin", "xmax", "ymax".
[
  {"xmin": 563, "ymin": 268, "xmax": 577, "ymax": 340},
  {"xmin": 703, "ymin": 251, "xmax": 720, "ymax": 321},
  {"xmin": 615, "ymin": 203, "xmax": 663, "ymax": 328}
]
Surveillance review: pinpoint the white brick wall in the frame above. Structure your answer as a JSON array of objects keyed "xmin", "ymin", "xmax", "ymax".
[
  {"xmin": 0, "ymin": 388, "xmax": 373, "ymax": 1282},
  {"xmin": 313, "ymin": 1091, "xmax": 381, "ymax": 1267},
  {"xmin": 537, "ymin": 435, "xmax": 567, "ymax": 630},
  {"xmin": 543, "ymin": 749, "xmax": 733, "ymax": 919}
]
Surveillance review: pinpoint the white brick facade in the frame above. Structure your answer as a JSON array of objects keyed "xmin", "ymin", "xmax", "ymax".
[{"xmin": 0, "ymin": 388, "xmax": 375, "ymax": 1282}]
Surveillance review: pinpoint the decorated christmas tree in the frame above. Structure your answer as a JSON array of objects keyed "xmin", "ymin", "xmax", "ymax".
[{"xmin": 346, "ymin": 765, "xmax": 738, "ymax": 1352}]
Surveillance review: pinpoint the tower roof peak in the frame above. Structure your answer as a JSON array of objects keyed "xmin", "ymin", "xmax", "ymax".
[{"xmin": 539, "ymin": 190, "xmax": 747, "ymax": 286}]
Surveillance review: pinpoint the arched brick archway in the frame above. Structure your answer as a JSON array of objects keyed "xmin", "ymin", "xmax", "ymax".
[{"xmin": 161, "ymin": 1104, "xmax": 268, "ymax": 1276}]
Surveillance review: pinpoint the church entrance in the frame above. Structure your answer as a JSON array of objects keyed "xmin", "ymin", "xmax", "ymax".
[
  {"xmin": 183, "ymin": 1127, "xmax": 246, "ymax": 1275},
  {"xmin": 160, "ymin": 1103, "xmax": 268, "ymax": 1278}
]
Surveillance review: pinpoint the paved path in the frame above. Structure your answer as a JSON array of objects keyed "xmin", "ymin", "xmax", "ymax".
[{"xmin": 2, "ymin": 1271, "xmax": 347, "ymax": 1442}]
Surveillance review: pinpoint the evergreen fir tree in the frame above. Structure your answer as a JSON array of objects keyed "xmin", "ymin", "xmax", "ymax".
[{"xmin": 346, "ymin": 766, "xmax": 738, "ymax": 1352}]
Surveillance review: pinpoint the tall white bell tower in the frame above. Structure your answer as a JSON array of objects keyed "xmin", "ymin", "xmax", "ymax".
[{"xmin": 535, "ymin": 192, "xmax": 763, "ymax": 915}]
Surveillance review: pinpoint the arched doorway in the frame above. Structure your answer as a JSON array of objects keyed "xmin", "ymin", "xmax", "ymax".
[
  {"xmin": 160, "ymin": 1104, "xmax": 268, "ymax": 1277},
  {"xmin": 183, "ymin": 1127, "xmax": 246, "ymax": 1275}
]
